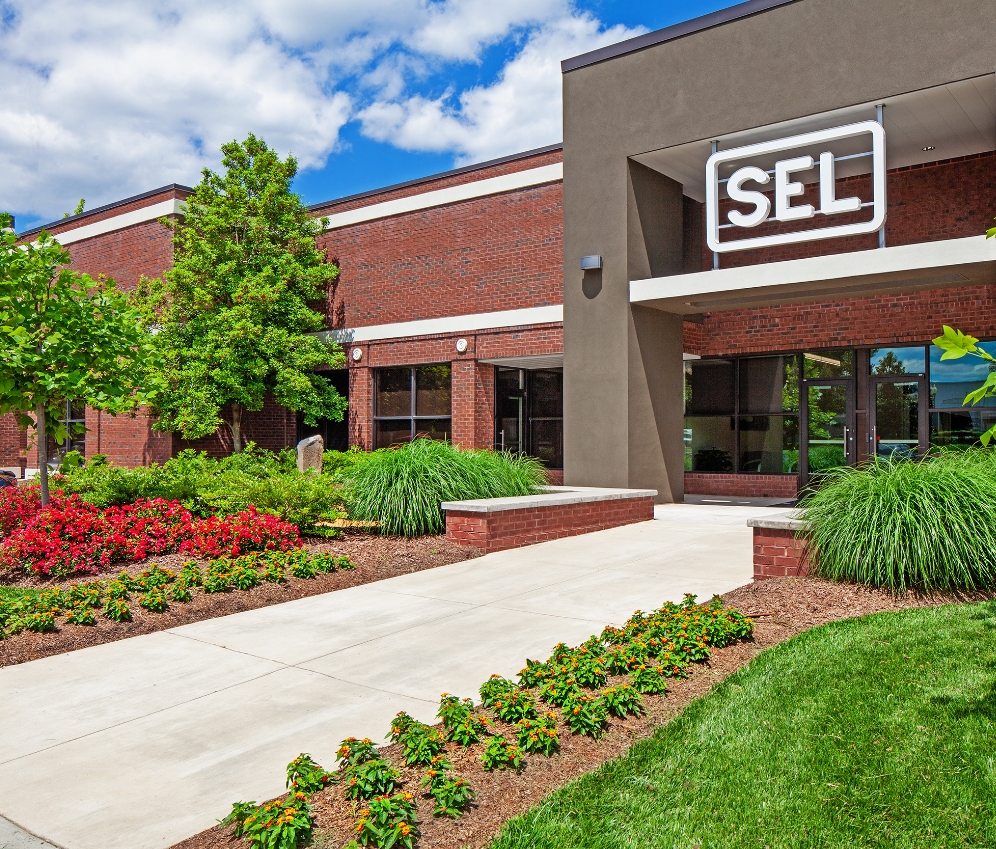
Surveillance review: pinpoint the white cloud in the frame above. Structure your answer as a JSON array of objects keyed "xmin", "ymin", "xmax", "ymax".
[
  {"xmin": 358, "ymin": 13, "xmax": 645, "ymax": 163},
  {"xmin": 0, "ymin": 0, "xmax": 644, "ymax": 225}
]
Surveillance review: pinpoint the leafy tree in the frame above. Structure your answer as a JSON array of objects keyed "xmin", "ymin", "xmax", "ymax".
[
  {"xmin": 933, "ymin": 326, "xmax": 996, "ymax": 445},
  {"xmin": 139, "ymin": 134, "xmax": 345, "ymax": 453},
  {"xmin": 0, "ymin": 214, "xmax": 155, "ymax": 505}
]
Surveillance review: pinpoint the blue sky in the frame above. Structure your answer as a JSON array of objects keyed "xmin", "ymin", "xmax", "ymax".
[{"xmin": 1, "ymin": 0, "xmax": 737, "ymax": 231}]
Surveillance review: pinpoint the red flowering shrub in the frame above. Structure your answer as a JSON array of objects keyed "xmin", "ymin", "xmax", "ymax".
[
  {"xmin": 0, "ymin": 495, "xmax": 299, "ymax": 576},
  {"xmin": 180, "ymin": 507, "xmax": 301, "ymax": 559},
  {"xmin": 0, "ymin": 486, "xmax": 43, "ymax": 537}
]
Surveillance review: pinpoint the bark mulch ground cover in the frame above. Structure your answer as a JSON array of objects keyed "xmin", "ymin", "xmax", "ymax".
[
  {"xmin": 171, "ymin": 575, "xmax": 993, "ymax": 849},
  {"xmin": 0, "ymin": 535, "xmax": 476, "ymax": 669}
]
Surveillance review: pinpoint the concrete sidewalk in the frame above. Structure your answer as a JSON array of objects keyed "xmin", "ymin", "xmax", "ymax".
[{"xmin": 0, "ymin": 502, "xmax": 785, "ymax": 849}]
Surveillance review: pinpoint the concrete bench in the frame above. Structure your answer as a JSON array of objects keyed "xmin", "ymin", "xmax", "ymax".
[
  {"xmin": 747, "ymin": 515, "xmax": 809, "ymax": 580},
  {"xmin": 442, "ymin": 486, "xmax": 657, "ymax": 553}
]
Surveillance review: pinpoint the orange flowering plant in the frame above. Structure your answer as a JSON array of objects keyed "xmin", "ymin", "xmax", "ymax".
[{"xmin": 348, "ymin": 791, "xmax": 419, "ymax": 849}]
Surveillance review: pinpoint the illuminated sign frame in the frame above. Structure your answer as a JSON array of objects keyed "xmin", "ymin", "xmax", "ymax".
[{"xmin": 705, "ymin": 121, "xmax": 887, "ymax": 254}]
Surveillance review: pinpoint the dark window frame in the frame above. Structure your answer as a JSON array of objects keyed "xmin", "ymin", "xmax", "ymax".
[
  {"xmin": 493, "ymin": 367, "xmax": 564, "ymax": 469},
  {"xmin": 374, "ymin": 364, "xmax": 452, "ymax": 447}
]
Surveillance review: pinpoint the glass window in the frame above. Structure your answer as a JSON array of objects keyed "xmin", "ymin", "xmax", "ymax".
[
  {"xmin": 806, "ymin": 384, "xmax": 848, "ymax": 473},
  {"xmin": 738, "ymin": 415, "xmax": 799, "ymax": 474},
  {"xmin": 930, "ymin": 410, "xmax": 996, "ymax": 449},
  {"xmin": 375, "ymin": 365, "xmax": 451, "ymax": 447},
  {"xmin": 803, "ymin": 350, "xmax": 852, "ymax": 378},
  {"xmin": 685, "ymin": 359, "xmax": 735, "ymax": 415},
  {"xmin": 684, "ymin": 416, "xmax": 735, "ymax": 472},
  {"xmin": 377, "ymin": 368, "xmax": 412, "ymax": 417},
  {"xmin": 493, "ymin": 367, "xmax": 563, "ymax": 468},
  {"xmin": 739, "ymin": 356, "xmax": 799, "ymax": 414},
  {"xmin": 929, "ymin": 341, "xmax": 996, "ymax": 409},
  {"xmin": 870, "ymin": 346, "xmax": 926, "ymax": 375},
  {"xmin": 415, "ymin": 365, "xmax": 451, "ymax": 416},
  {"xmin": 495, "ymin": 368, "xmax": 524, "ymax": 454},
  {"xmin": 875, "ymin": 380, "xmax": 919, "ymax": 460}
]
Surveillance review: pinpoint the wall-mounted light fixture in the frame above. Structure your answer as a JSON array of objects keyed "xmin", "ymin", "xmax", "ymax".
[
  {"xmin": 922, "ymin": 145, "xmax": 935, "ymax": 151},
  {"xmin": 580, "ymin": 255, "xmax": 602, "ymax": 270},
  {"xmin": 351, "ymin": 347, "xmax": 362, "ymax": 362},
  {"xmin": 455, "ymin": 338, "xmax": 468, "ymax": 353}
]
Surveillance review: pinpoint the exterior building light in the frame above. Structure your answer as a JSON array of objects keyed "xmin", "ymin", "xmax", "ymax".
[
  {"xmin": 351, "ymin": 347, "xmax": 362, "ymax": 362},
  {"xmin": 580, "ymin": 255, "xmax": 602, "ymax": 270},
  {"xmin": 922, "ymin": 145, "xmax": 935, "ymax": 151},
  {"xmin": 455, "ymin": 338, "xmax": 469, "ymax": 353}
]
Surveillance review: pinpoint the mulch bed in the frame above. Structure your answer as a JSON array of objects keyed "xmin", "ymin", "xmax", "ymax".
[
  {"xmin": 0, "ymin": 535, "xmax": 477, "ymax": 668},
  {"xmin": 170, "ymin": 575, "xmax": 994, "ymax": 849}
]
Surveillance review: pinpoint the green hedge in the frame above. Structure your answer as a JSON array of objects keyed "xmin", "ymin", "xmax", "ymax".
[
  {"xmin": 800, "ymin": 449, "xmax": 996, "ymax": 591},
  {"xmin": 343, "ymin": 439, "xmax": 547, "ymax": 536}
]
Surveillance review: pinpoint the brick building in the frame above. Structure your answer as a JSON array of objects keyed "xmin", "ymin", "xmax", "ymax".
[{"xmin": 5, "ymin": 0, "xmax": 995, "ymax": 502}]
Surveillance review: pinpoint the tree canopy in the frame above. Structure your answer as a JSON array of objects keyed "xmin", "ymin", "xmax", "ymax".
[
  {"xmin": 0, "ymin": 214, "xmax": 154, "ymax": 504},
  {"xmin": 139, "ymin": 134, "xmax": 346, "ymax": 452}
]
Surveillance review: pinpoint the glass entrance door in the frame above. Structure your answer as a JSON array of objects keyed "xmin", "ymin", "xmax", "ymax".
[
  {"xmin": 870, "ymin": 377, "xmax": 926, "ymax": 459},
  {"xmin": 804, "ymin": 381, "xmax": 855, "ymax": 477}
]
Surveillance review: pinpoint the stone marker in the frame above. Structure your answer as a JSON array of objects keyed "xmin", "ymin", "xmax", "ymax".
[{"xmin": 297, "ymin": 434, "xmax": 324, "ymax": 474}]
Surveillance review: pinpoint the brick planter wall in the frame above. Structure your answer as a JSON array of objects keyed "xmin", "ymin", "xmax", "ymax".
[
  {"xmin": 685, "ymin": 473, "xmax": 798, "ymax": 499},
  {"xmin": 749, "ymin": 519, "xmax": 809, "ymax": 580},
  {"xmin": 444, "ymin": 488, "xmax": 655, "ymax": 553}
]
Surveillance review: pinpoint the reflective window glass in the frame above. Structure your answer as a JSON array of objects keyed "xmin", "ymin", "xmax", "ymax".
[
  {"xmin": 530, "ymin": 418, "xmax": 563, "ymax": 468},
  {"xmin": 930, "ymin": 410, "xmax": 996, "ymax": 449},
  {"xmin": 377, "ymin": 368, "xmax": 411, "ymax": 417},
  {"xmin": 414, "ymin": 418, "xmax": 451, "ymax": 442},
  {"xmin": 376, "ymin": 420, "xmax": 412, "ymax": 449},
  {"xmin": 803, "ymin": 350, "xmax": 852, "ymax": 378},
  {"xmin": 738, "ymin": 415, "xmax": 799, "ymax": 474},
  {"xmin": 684, "ymin": 416, "xmax": 735, "ymax": 472},
  {"xmin": 929, "ymin": 341, "xmax": 996, "ymax": 409},
  {"xmin": 530, "ymin": 370, "xmax": 563, "ymax": 418},
  {"xmin": 807, "ymin": 384, "xmax": 848, "ymax": 472},
  {"xmin": 875, "ymin": 381, "xmax": 919, "ymax": 459},
  {"xmin": 415, "ymin": 365, "xmax": 452, "ymax": 416},
  {"xmin": 739, "ymin": 356, "xmax": 799, "ymax": 414},
  {"xmin": 685, "ymin": 359, "xmax": 735, "ymax": 415},
  {"xmin": 870, "ymin": 346, "xmax": 926, "ymax": 375}
]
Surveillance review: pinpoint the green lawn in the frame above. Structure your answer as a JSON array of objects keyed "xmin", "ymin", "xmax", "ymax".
[{"xmin": 491, "ymin": 602, "xmax": 996, "ymax": 849}]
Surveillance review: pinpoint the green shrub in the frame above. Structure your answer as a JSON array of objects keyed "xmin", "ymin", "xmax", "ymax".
[
  {"xmin": 800, "ymin": 450, "xmax": 996, "ymax": 591},
  {"xmin": 343, "ymin": 438, "xmax": 546, "ymax": 536},
  {"xmin": 58, "ymin": 446, "xmax": 345, "ymax": 533}
]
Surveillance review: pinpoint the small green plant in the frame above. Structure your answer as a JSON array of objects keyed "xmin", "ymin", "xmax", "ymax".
[
  {"xmin": 601, "ymin": 685, "xmax": 644, "ymax": 718},
  {"xmin": 202, "ymin": 565, "xmax": 233, "ymax": 593},
  {"xmin": 350, "ymin": 791, "xmax": 419, "ymax": 849},
  {"xmin": 24, "ymin": 610, "xmax": 57, "ymax": 632},
  {"xmin": 631, "ymin": 664, "xmax": 669, "ymax": 695},
  {"xmin": 388, "ymin": 712, "xmax": 415, "ymax": 744},
  {"xmin": 286, "ymin": 753, "xmax": 334, "ymax": 794},
  {"xmin": 479, "ymin": 674, "xmax": 516, "ymax": 708},
  {"xmin": 231, "ymin": 562, "xmax": 260, "ymax": 590},
  {"xmin": 344, "ymin": 759, "xmax": 400, "ymax": 800},
  {"xmin": 517, "ymin": 658, "xmax": 550, "ymax": 688},
  {"xmin": 563, "ymin": 694, "xmax": 607, "ymax": 738},
  {"xmin": 65, "ymin": 604, "xmax": 97, "ymax": 625},
  {"xmin": 169, "ymin": 581, "xmax": 193, "ymax": 602},
  {"xmin": 179, "ymin": 560, "xmax": 203, "ymax": 586},
  {"xmin": 290, "ymin": 551, "xmax": 318, "ymax": 579},
  {"xmin": 220, "ymin": 800, "xmax": 259, "ymax": 837},
  {"xmin": 492, "ymin": 688, "xmax": 538, "ymax": 723},
  {"xmin": 449, "ymin": 714, "xmax": 491, "ymax": 747},
  {"xmin": 399, "ymin": 721, "xmax": 445, "ymax": 766},
  {"xmin": 138, "ymin": 590, "xmax": 169, "ymax": 613},
  {"xmin": 263, "ymin": 561, "xmax": 285, "ymax": 583},
  {"xmin": 105, "ymin": 579, "xmax": 129, "ymax": 600},
  {"xmin": 65, "ymin": 582, "xmax": 102, "ymax": 608},
  {"xmin": 540, "ymin": 679, "xmax": 583, "ymax": 707},
  {"xmin": 481, "ymin": 735, "xmax": 523, "ymax": 771},
  {"xmin": 421, "ymin": 767, "xmax": 476, "ymax": 817},
  {"xmin": 237, "ymin": 793, "xmax": 312, "ymax": 849},
  {"xmin": 103, "ymin": 597, "xmax": 131, "ymax": 622},
  {"xmin": 437, "ymin": 693, "xmax": 474, "ymax": 728},
  {"xmin": 516, "ymin": 712, "xmax": 560, "ymax": 757},
  {"xmin": 337, "ymin": 737, "xmax": 379, "ymax": 767}
]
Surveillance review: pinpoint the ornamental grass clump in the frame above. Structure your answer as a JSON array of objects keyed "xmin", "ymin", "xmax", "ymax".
[
  {"xmin": 344, "ymin": 438, "xmax": 546, "ymax": 536},
  {"xmin": 800, "ymin": 450, "xmax": 996, "ymax": 591}
]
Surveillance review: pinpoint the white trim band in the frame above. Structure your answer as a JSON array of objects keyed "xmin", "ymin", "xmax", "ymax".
[
  {"xmin": 319, "ymin": 163, "xmax": 563, "ymax": 231},
  {"xmin": 630, "ymin": 235, "xmax": 996, "ymax": 303},
  {"xmin": 51, "ymin": 200, "xmax": 184, "ymax": 246},
  {"xmin": 318, "ymin": 305, "xmax": 563, "ymax": 344}
]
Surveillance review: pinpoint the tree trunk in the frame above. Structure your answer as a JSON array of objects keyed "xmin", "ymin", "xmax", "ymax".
[
  {"xmin": 228, "ymin": 404, "xmax": 243, "ymax": 453},
  {"xmin": 36, "ymin": 403, "xmax": 50, "ymax": 507}
]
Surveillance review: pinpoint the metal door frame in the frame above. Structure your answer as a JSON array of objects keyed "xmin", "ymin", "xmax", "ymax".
[
  {"xmin": 800, "ymin": 375, "xmax": 856, "ymax": 486},
  {"xmin": 868, "ymin": 374, "xmax": 929, "ymax": 459}
]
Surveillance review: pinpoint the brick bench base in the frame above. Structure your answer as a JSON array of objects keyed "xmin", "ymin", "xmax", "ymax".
[
  {"xmin": 444, "ymin": 488, "xmax": 656, "ymax": 554},
  {"xmin": 750, "ymin": 521, "xmax": 809, "ymax": 580}
]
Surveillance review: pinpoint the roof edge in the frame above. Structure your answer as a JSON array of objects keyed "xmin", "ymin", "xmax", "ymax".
[
  {"xmin": 561, "ymin": 0, "xmax": 802, "ymax": 73},
  {"xmin": 17, "ymin": 183, "xmax": 193, "ymax": 238},
  {"xmin": 308, "ymin": 143, "xmax": 563, "ymax": 212}
]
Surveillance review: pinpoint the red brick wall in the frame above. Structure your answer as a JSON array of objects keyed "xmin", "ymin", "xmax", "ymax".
[
  {"xmin": 688, "ymin": 284, "xmax": 996, "ymax": 357},
  {"xmin": 346, "ymin": 324, "xmax": 563, "ymax": 453},
  {"xmin": 65, "ymin": 219, "xmax": 176, "ymax": 290},
  {"xmin": 173, "ymin": 396, "xmax": 297, "ymax": 458},
  {"xmin": 319, "ymin": 174, "xmax": 562, "ymax": 327},
  {"xmin": 85, "ymin": 408, "xmax": 173, "ymax": 466},
  {"xmin": 753, "ymin": 526, "xmax": 809, "ymax": 580},
  {"xmin": 699, "ymin": 152, "xmax": 995, "ymax": 270},
  {"xmin": 446, "ymin": 494, "xmax": 654, "ymax": 553},
  {"xmin": 0, "ymin": 414, "xmax": 27, "ymax": 472},
  {"xmin": 685, "ymin": 472, "xmax": 798, "ymax": 499}
]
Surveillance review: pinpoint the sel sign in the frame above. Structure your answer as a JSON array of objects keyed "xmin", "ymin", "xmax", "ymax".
[{"xmin": 705, "ymin": 121, "xmax": 886, "ymax": 254}]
